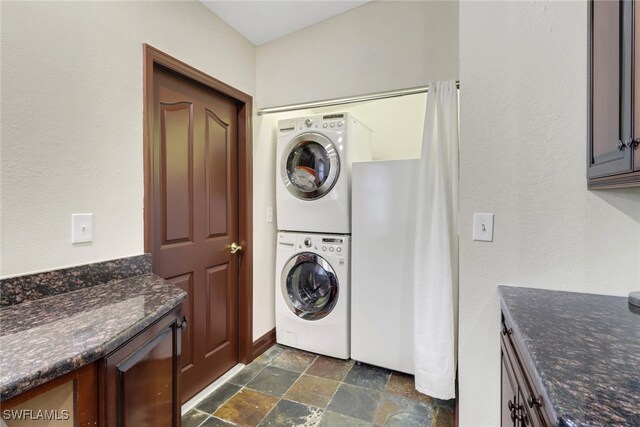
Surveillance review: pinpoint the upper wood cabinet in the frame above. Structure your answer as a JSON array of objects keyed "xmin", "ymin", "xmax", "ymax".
[
  {"xmin": 635, "ymin": 0, "xmax": 640, "ymax": 171},
  {"xmin": 588, "ymin": 0, "xmax": 640, "ymax": 188}
]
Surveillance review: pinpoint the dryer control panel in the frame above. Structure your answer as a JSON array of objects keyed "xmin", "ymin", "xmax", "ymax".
[{"xmin": 277, "ymin": 114, "xmax": 348, "ymax": 135}]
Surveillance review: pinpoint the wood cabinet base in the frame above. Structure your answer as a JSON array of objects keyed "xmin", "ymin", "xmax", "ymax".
[
  {"xmin": 2, "ymin": 307, "xmax": 182, "ymax": 427},
  {"xmin": 99, "ymin": 306, "xmax": 182, "ymax": 427},
  {"xmin": 501, "ymin": 314, "xmax": 554, "ymax": 427},
  {"xmin": 588, "ymin": 169, "xmax": 640, "ymax": 189}
]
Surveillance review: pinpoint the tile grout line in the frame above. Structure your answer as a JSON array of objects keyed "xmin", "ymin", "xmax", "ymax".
[
  {"xmin": 273, "ymin": 355, "xmax": 353, "ymax": 420},
  {"xmin": 192, "ymin": 408, "xmax": 214, "ymax": 427},
  {"xmin": 252, "ymin": 349, "xmax": 319, "ymax": 426},
  {"xmin": 187, "ymin": 345, "xmax": 445, "ymax": 427},
  {"xmin": 278, "ymin": 353, "xmax": 326, "ymax": 425},
  {"xmin": 210, "ymin": 386, "xmax": 244, "ymax": 425},
  {"xmin": 346, "ymin": 364, "xmax": 387, "ymax": 426},
  {"xmin": 323, "ymin": 359, "xmax": 355, "ymax": 417},
  {"xmin": 199, "ymin": 352, "xmax": 277, "ymax": 426}
]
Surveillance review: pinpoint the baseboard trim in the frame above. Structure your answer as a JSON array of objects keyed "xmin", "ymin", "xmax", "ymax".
[{"xmin": 252, "ymin": 328, "xmax": 276, "ymax": 361}]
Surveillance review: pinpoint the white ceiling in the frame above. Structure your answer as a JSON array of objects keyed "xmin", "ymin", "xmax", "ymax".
[{"xmin": 200, "ymin": 1, "xmax": 370, "ymax": 46}]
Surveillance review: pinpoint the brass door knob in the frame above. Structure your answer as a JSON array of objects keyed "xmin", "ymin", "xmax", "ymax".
[{"xmin": 229, "ymin": 242, "xmax": 243, "ymax": 254}]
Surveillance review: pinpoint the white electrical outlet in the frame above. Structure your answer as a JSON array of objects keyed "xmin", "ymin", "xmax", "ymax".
[
  {"xmin": 72, "ymin": 213, "xmax": 93, "ymax": 244},
  {"xmin": 473, "ymin": 213, "xmax": 494, "ymax": 242},
  {"xmin": 266, "ymin": 207, "xmax": 273, "ymax": 223}
]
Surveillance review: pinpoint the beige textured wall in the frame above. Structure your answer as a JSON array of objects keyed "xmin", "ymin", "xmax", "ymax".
[
  {"xmin": 458, "ymin": 1, "xmax": 640, "ymax": 425},
  {"xmin": 0, "ymin": 1, "xmax": 256, "ymax": 277},
  {"xmin": 256, "ymin": 1, "xmax": 459, "ymax": 109}
]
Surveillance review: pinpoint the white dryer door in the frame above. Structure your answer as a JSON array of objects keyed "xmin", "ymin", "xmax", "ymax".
[
  {"xmin": 281, "ymin": 253, "xmax": 339, "ymax": 320},
  {"xmin": 281, "ymin": 132, "xmax": 340, "ymax": 200}
]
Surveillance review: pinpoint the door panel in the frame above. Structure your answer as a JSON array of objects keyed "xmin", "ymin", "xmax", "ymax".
[
  {"xmin": 635, "ymin": 0, "xmax": 640, "ymax": 170},
  {"xmin": 205, "ymin": 110, "xmax": 230, "ymax": 238},
  {"xmin": 589, "ymin": 0, "xmax": 633, "ymax": 177},
  {"xmin": 161, "ymin": 103, "xmax": 193, "ymax": 244},
  {"xmin": 152, "ymin": 68, "xmax": 239, "ymax": 403},
  {"xmin": 206, "ymin": 264, "xmax": 232, "ymax": 353},
  {"xmin": 592, "ymin": 0, "xmax": 621, "ymax": 156}
]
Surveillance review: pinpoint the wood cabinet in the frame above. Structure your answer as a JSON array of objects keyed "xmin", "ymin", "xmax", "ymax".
[
  {"xmin": 2, "ymin": 307, "xmax": 183, "ymax": 427},
  {"xmin": 1, "ymin": 364, "xmax": 98, "ymax": 427},
  {"xmin": 588, "ymin": 0, "xmax": 640, "ymax": 188},
  {"xmin": 100, "ymin": 306, "xmax": 183, "ymax": 427},
  {"xmin": 500, "ymin": 314, "xmax": 554, "ymax": 427},
  {"xmin": 635, "ymin": 0, "xmax": 640, "ymax": 171}
]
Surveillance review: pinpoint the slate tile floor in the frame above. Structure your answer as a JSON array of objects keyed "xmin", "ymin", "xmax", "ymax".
[{"xmin": 183, "ymin": 345, "xmax": 455, "ymax": 427}]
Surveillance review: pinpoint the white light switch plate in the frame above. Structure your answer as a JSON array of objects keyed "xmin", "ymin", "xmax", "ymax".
[
  {"xmin": 72, "ymin": 213, "xmax": 93, "ymax": 243},
  {"xmin": 266, "ymin": 207, "xmax": 273, "ymax": 223},
  {"xmin": 473, "ymin": 213, "xmax": 494, "ymax": 242}
]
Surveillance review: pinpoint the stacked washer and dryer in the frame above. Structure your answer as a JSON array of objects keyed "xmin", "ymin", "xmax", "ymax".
[{"xmin": 274, "ymin": 113, "xmax": 372, "ymax": 359}]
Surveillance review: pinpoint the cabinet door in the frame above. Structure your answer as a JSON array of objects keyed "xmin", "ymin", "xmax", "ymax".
[
  {"xmin": 588, "ymin": 0, "xmax": 633, "ymax": 178},
  {"xmin": 501, "ymin": 315, "xmax": 552, "ymax": 427},
  {"xmin": 102, "ymin": 308, "xmax": 182, "ymax": 427},
  {"xmin": 634, "ymin": 0, "xmax": 640, "ymax": 170},
  {"xmin": 501, "ymin": 347, "xmax": 518, "ymax": 427}
]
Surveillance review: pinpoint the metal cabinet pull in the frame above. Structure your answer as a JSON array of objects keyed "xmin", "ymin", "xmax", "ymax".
[
  {"xmin": 178, "ymin": 316, "xmax": 187, "ymax": 331},
  {"xmin": 619, "ymin": 138, "xmax": 639, "ymax": 150},
  {"xmin": 502, "ymin": 324, "xmax": 513, "ymax": 336},
  {"xmin": 527, "ymin": 395, "xmax": 542, "ymax": 408}
]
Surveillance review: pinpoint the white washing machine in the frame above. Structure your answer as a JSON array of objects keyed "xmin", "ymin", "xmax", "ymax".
[
  {"xmin": 275, "ymin": 231, "xmax": 350, "ymax": 359},
  {"xmin": 276, "ymin": 113, "xmax": 372, "ymax": 234}
]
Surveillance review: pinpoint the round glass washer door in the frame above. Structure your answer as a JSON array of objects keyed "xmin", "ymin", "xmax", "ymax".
[
  {"xmin": 281, "ymin": 132, "xmax": 340, "ymax": 200},
  {"xmin": 281, "ymin": 253, "xmax": 339, "ymax": 321}
]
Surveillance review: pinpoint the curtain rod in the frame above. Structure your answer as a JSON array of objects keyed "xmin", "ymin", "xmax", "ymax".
[{"xmin": 257, "ymin": 81, "xmax": 460, "ymax": 116}]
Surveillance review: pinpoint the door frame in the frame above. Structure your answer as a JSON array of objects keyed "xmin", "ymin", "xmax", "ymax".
[{"xmin": 142, "ymin": 44, "xmax": 253, "ymax": 364}]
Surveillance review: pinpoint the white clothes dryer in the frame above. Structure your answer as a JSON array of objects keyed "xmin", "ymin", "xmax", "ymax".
[
  {"xmin": 275, "ymin": 231, "xmax": 350, "ymax": 359},
  {"xmin": 276, "ymin": 113, "xmax": 372, "ymax": 234}
]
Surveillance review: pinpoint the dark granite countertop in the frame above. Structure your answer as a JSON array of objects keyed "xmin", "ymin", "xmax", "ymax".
[
  {"xmin": 0, "ymin": 273, "xmax": 186, "ymax": 401},
  {"xmin": 498, "ymin": 286, "xmax": 640, "ymax": 427}
]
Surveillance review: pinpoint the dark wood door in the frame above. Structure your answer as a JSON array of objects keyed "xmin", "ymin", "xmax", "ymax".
[
  {"xmin": 151, "ymin": 68, "xmax": 240, "ymax": 403},
  {"xmin": 588, "ymin": 0, "xmax": 633, "ymax": 178},
  {"xmin": 103, "ymin": 307, "xmax": 182, "ymax": 427}
]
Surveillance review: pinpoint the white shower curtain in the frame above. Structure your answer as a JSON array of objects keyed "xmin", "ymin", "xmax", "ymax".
[{"xmin": 413, "ymin": 80, "xmax": 459, "ymax": 400}]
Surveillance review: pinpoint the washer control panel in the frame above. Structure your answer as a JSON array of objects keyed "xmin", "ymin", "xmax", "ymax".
[{"xmin": 296, "ymin": 235, "xmax": 345, "ymax": 256}]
